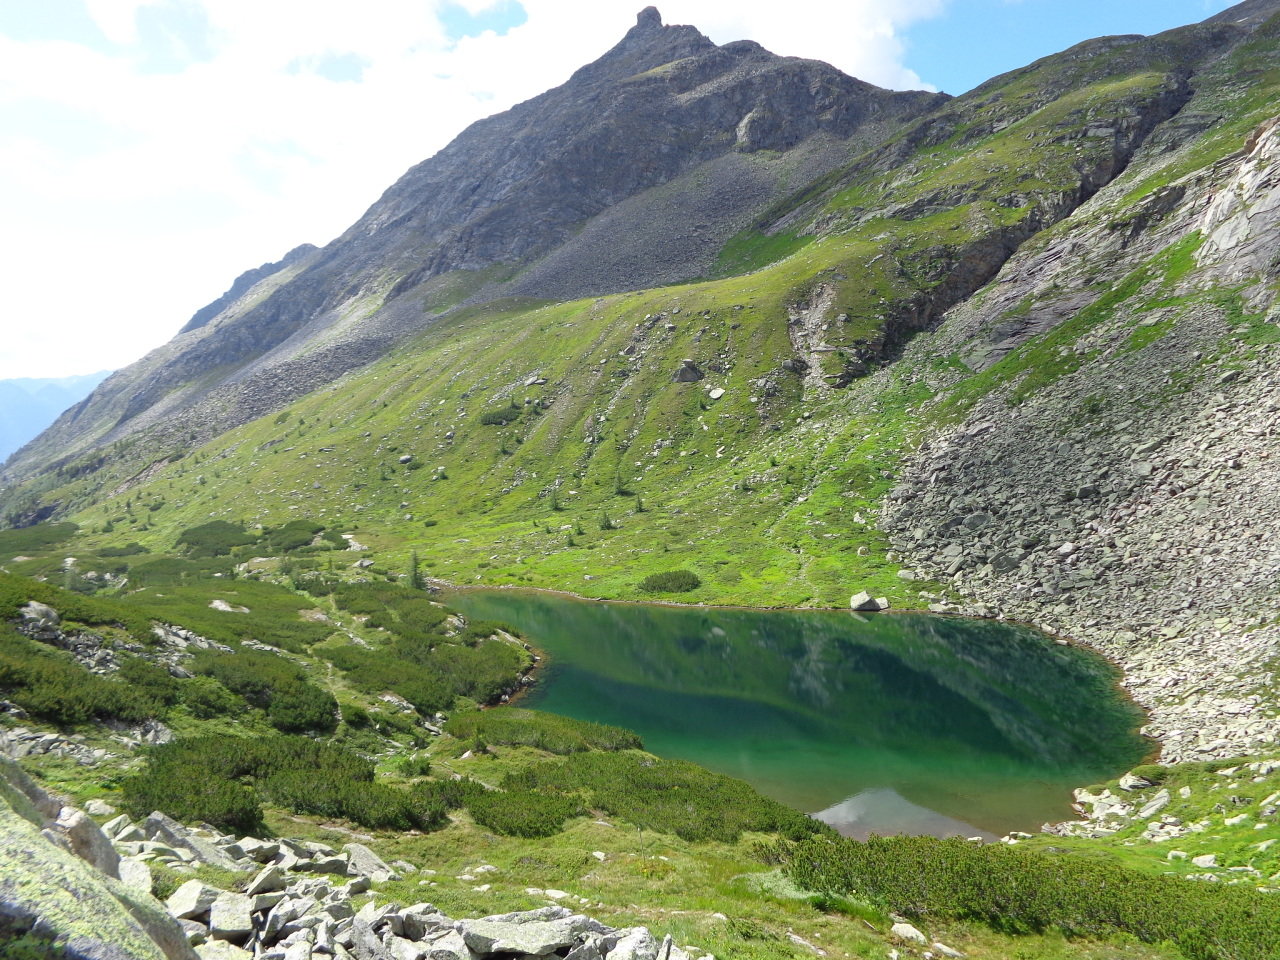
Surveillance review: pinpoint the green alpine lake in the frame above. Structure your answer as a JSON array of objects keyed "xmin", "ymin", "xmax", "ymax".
[{"xmin": 444, "ymin": 589, "xmax": 1149, "ymax": 838}]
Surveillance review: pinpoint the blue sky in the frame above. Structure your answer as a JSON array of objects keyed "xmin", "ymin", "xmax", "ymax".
[
  {"xmin": 0, "ymin": 0, "xmax": 1240, "ymax": 379},
  {"xmin": 905, "ymin": 0, "xmax": 1237, "ymax": 94}
]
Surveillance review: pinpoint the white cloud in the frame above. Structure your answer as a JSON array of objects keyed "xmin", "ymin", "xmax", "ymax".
[{"xmin": 0, "ymin": 0, "xmax": 945, "ymax": 380}]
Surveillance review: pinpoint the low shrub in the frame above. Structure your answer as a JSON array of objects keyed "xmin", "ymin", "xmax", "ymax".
[
  {"xmin": 0, "ymin": 571, "xmax": 153, "ymax": 641},
  {"xmin": 638, "ymin": 570, "xmax": 701, "ymax": 593},
  {"xmin": 413, "ymin": 776, "xmax": 486, "ymax": 809},
  {"xmin": 479, "ymin": 407, "xmax": 521, "ymax": 426},
  {"xmin": 466, "ymin": 788, "xmax": 581, "ymax": 838},
  {"xmin": 445, "ymin": 709, "xmax": 643, "ymax": 754},
  {"xmin": 458, "ymin": 619, "xmax": 517, "ymax": 645},
  {"xmin": 262, "ymin": 520, "xmax": 326, "ymax": 554},
  {"xmin": 117, "ymin": 658, "xmax": 182, "ymax": 707},
  {"xmin": 325, "ymin": 635, "xmax": 525, "ymax": 716},
  {"xmin": 122, "ymin": 761, "xmax": 262, "ymax": 834},
  {"xmin": 179, "ymin": 676, "xmax": 242, "ymax": 719},
  {"xmin": 267, "ymin": 680, "xmax": 341, "ymax": 733},
  {"xmin": 176, "ymin": 521, "xmax": 258, "ymax": 557},
  {"xmin": 774, "ymin": 834, "xmax": 1280, "ymax": 960},
  {"xmin": 125, "ymin": 556, "xmax": 236, "ymax": 586},
  {"xmin": 397, "ymin": 754, "xmax": 432, "ymax": 777},
  {"xmin": 505, "ymin": 751, "xmax": 827, "ymax": 843},
  {"xmin": 0, "ymin": 627, "xmax": 163, "ymax": 726},
  {"xmin": 121, "ymin": 735, "xmax": 447, "ymax": 834},
  {"xmin": 97, "ymin": 543, "xmax": 148, "ymax": 558},
  {"xmin": 192, "ymin": 650, "xmax": 337, "ymax": 733},
  {"xmin": 0, "ymin": 522, "xmax": 78, "ymax": 556}
]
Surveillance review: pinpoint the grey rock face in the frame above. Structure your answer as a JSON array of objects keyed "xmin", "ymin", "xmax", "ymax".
[
  {"xmin": 672, "ymin": 361, "xmax": 705, "ymax": 383},
  {"xmin": 18, "ymin": 600, "xmax": 60, "ymax": 637},
  {"xmin": 167, "ymin": 880, "xmax": 221, "ymax": 921},
  {"xmin": 343, "ymin": 843, "xmax": 398, "ymax": 883},
  {"xmin": 144, "ymin": 811, "xmax": 246, "ymax": 872},
  {"xmin": 55, "ymin": 805, "xmax": 121, "ymax": 879},
  {"xmin": 208, "ymin": 892, "xmax": 254, "ymax": 944},
  {"xmin": 458, "ymin": 915, "xmax": 579, "ymax": 954},
  {"xmin": 849, "ymin": 591, "xmax": 888, "ymax": 612}
]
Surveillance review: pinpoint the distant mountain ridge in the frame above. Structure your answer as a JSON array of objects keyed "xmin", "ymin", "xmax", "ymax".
[{"xmin": 0, "ymin": 371, "xmax": 111, "ymax": 465}]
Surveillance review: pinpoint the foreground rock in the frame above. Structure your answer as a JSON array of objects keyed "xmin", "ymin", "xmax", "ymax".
[
  {"xmin": 85, "ymin": 805, "xmax": 703, "ymax": 960},
  {"xmin": 0, "ymin": 757, "xmax": 196, "ymax": 960},
  {"xmin": 170, "ymin": 885, "xmax": 695, "ymax": 960}
]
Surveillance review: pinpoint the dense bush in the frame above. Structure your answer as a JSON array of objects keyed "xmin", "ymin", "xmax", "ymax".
[
  {"xmin": 445, "ymin": 709, "xmax": 643, "ymax": 754},
  {"xmin": 411, "ymin": 776, "xmax": 486, "ymax": 811},
  {"xmin": 117, "ymin": 658, "xmax": 182, "ymax": 707},
  {"xmin": 125, "ymin": 582, "xmax": 332, "ymax": 653},
  {"xmin": 479, "ymin": 407, "xmax": 521, "ymax": 426},
  {"xmin": 179, "ymin": 676, "xmax": 242, "ymax": 719},
  {"xmin": 267, "ymin": 681, "xmax": 341, "ymax": 733},
  {"xmin": 310, "ymin": 580, "xmax": 450, "ymax": 643},
  {"xmin": 97, "ymin": 543, "xmax": 148, "ymax": 557},
  {"xmin": 506, "ymin": 751, "xmax": 827, "ymax": 843},
  {"xmin": 323, "ymin": 621, "xmax": 526, "ymax": 716},
  {"xmin": 121, "ymin": 735, "xmax": 446, "ymax": 834},
  {"xmin": 775, "ymin": 835, "xmax": 1280, "ymax": 960},
  {"xmin": 192, "ymin": 650, "xmax": 337, "ymax": 733},
  {"xmin": 638, "ymin": 570, "xmax": 701, "ymax": 593},
  {"xmin": 466, "ymin": 787, "xmax": 582, "ymax": 838},
  {"xmin": 0, "ymin": 627, "xmax": 163, "ymax": 726},
  {"xmin": 261, "ymin": 520, "xmax": 326, "ymax": 554},
  {"xmin": 324, "ymin": 645, "xmax": 455, "ymax": 714},
  {"xmin": 0, "ymin": 522, "xmax": 78, "ymax": 555},
  {"xmin": 458, "ymin": 619, "xmax": 518, "ymax": 645},
  {"xmin": 122, "ymin": 759, "xmax": 262, "ymax": 834},
  {"xmin": 260, "ymin": 768, "xmax": 427, "ymax": 830},
  {"xmin": 125, "ymin": 556, "xmax": 236, "ymax": 586},
  {"xmin": 0, "ymin": 571, "xmax": 153, "ymax": 641},
  {"xmin": 397, "ymin": 754, "xmax": 432, "ymax": 777},
  {"xmin": 176, "ymin": 521, "xmax": 259, "ymax": 557}
]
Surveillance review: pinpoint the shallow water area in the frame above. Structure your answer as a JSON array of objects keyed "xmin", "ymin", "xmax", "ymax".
[{"xmin": 445, "ymin": 589, "xmax": 1148, "ymax": 837}]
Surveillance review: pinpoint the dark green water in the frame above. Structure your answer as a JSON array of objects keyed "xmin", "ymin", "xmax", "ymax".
[{"xmin": 444, "ymin": 589, "xmax": 1149, "ymax": 838}]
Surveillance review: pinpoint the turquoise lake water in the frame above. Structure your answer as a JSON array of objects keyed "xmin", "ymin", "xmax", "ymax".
[{"xmin": 445, "ymin": 589, "xmax": 1149, "ymax": 837}]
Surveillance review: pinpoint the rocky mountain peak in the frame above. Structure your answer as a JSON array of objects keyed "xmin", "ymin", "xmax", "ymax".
[
  {"xmin": 570, "ymin": 5, "xmax": 716, "ymax": 85},
  {"xmin": 635, "ymin": 6, "xmax": 663, "ymax": 30}
]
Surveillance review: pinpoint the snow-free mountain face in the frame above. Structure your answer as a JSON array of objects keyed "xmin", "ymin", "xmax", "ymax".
[{"xmin": 1, "ymin": 8, "xmax": 943, "ymax": 483}]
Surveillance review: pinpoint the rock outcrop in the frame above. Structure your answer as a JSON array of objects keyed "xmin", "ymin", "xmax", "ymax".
[
  {"xmin": 882, "ymin": 110, "xmax": 1280, "ymax": 762},
  {"xmin": 1, "ymin": 771, "xmax": 702, "ymax": 960},
  {"xmin": 0, "ymin": 757, "xmax": 197, "ymax": 960}
]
